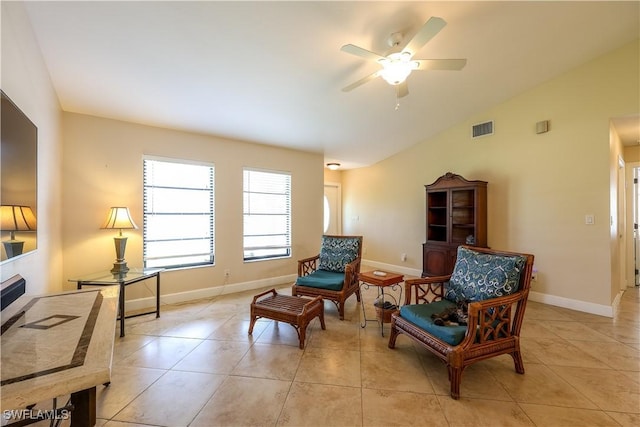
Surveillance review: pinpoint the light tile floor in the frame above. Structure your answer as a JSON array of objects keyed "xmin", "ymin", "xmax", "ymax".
[{"xmin": 33, "ymin": 280, "xmax": 640, "ymax": 426}]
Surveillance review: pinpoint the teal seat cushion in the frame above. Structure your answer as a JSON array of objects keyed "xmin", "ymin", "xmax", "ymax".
[
  {"xmin": 445, "ymin": 246, "xmax": 527, "ymax": 303},
  {"xmin": 296, "ymin": 269, "xmax": 345, "ymax": 291},
  {"xmin": 399, "ymin": 300, "xmax": 468, "ymax": 346},
  {"xmin": 318, "ymin": 236, "xmax": 361, "ymax": 273}
]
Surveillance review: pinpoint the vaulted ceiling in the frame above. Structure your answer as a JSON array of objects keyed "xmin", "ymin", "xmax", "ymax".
[{"xmin": 22, "ymin": 1, "xmax": 640, "ymax": 168}]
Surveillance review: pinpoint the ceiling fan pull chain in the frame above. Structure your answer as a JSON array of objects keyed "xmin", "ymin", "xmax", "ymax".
[{"xmin": 395, "ymin": 92, "xmax": 400, "ymax": 111}]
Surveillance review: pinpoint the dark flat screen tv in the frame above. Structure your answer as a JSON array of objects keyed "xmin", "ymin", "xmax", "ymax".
[{"xmin": 1, "ymin": 90, "xmax": 38, "ymax": 261}]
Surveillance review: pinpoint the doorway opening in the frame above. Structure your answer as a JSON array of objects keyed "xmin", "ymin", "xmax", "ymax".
[
  {"xmin": 634, "ymin": 167, "xmax": 640, "ymax": 286},
  {"xmin": 323, "ymin": 183, "xmax": 342, "ymax": 235}
]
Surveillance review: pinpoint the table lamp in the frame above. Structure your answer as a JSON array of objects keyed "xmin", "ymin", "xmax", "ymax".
[
  {"xmin": 0, "ymin": 205, "xmax": 37, "ymax": 258},
  {"xmin": 101, "ymin": 206, "xmax": 138, "ymax": 274}
]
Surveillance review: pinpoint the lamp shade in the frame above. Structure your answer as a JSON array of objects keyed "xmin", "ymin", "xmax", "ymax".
[
  {"xmin": 0, "ymin": 205, "xmax": 37, "ymax": 232},
  {"xmin": 101, "ymin": 207, "xmax": 138, "ymax": 230}
]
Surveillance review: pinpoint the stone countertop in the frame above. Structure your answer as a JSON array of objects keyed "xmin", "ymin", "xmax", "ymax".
[{"xmin": 1, "ymin": 285, "xmax": 119, "ymax": 410}]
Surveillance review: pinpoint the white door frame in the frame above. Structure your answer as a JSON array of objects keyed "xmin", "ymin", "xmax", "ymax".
[
  {"xmin": 618, "ymin": 155, "xmax": 627, "ymax": 291},
  {"xmin": 628, "ymin": 163, "xmax": 640, "ymax": 287}
]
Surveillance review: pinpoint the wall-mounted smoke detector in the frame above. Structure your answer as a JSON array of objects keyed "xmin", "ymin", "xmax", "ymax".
[{"xmin": 472, "ymin": 120, "xmax": 494, "ymax": 139}]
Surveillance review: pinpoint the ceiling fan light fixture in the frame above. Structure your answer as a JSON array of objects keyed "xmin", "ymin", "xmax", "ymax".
[
  {"xmin": 379, "ymin": 52, "xmax": 419, "ymax": 85},
  {"xmin": 341, "ymin": 17, "xmax": 464, "ymax": 95}
]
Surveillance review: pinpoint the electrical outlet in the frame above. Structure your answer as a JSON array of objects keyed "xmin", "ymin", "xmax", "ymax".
[{"xmin": 401, "ymin": 253, "xmax": 407, "ymax": 262}]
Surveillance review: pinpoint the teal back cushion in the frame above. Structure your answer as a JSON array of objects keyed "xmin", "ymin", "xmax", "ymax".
[
  {"xmin": 445, "ymin": 246, "xmax": 526, "ymax": 303},
  {"xmin": 318, "ymin": 236, "xmax": 361, "ymax": 273}
]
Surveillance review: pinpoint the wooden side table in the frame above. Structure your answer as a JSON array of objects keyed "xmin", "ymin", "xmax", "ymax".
[
  {"xmin": 359, "ymin": 270, "xmax": 404, "ymax": 337},
  {"xmin": 249, "ymin": 289, "xmax": 325, "ymax": 349}
]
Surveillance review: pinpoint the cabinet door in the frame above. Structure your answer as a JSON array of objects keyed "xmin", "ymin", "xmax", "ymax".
[
  {"xmin": 449, "ymin": 188, "xmax": 476, "ymax": 244},
  {"xmin": 426, "ymin": 190, "xmax": 448, "ymax": 242},
  {"xmin": 422, "ymin": 244, "xmax": 456, "ymax": 276}
]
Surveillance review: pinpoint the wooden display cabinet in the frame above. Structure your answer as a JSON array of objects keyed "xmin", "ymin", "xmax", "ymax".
[{"xmin": 422, "ymin": 172, "xmax": 487, "ymax": 277}]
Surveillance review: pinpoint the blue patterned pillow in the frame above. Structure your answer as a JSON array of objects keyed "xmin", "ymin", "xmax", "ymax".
[
  {"xmin": 318, "ymin": 236, "xmax": 361, "ymax": 273},
  {"xmin": 445, "ymin": 246, "xmax": 526, "ymax": 303}
]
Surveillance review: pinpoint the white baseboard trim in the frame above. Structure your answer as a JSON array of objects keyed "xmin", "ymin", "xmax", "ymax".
[
  {"xmin": 362, "ymin": 259, "xmax": 422, "ymax": 278},
  {"xmin": 366, "ymin": 258, "xmax": 622, "ymax": 317},
  {"xmin": 125, "ymin": 260, "xmax": 421, "ymax": 312},
  {"xmin": 125, "ymin": 273, "xmax": 297, "ymax": 312},
  {"xmin": 368, "ymin": 261, "xmax": 618, "ymax": 318},
  {"xmin": 529, "ymin": 290, "xmax": 614, "ymax": 318},
  {"xmin": 126, "ymin": 265, "xmax": 621, "ymax": 319}
]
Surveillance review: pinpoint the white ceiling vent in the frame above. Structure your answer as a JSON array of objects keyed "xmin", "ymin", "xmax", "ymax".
[{"xmin": 472, "ymin": 121, "xmax": 494, "ymax": 138}]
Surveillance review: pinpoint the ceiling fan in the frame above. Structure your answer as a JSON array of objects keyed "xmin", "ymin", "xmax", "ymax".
[{"xmin": 341, "ymin": 17, "xmax": 466, "ymax": 99}]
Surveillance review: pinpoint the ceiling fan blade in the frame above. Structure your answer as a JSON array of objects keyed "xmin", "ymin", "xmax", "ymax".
[
  {"xmin": 414, "ymin": 59, "xmax": 467, "ymax": 71},
  {"xmin": 396, "ymin": 82, "xmax": 409, "ymax": 98},
  {"xmin": 401, "ymin": 17, "xmax": 447, "ymax": 58},
  {"xmin": 341, "ymin": 44, "xmax": 387, "ymax": 63},
  {"xmin": 341, "ymin": 71, "xmax": 382, "ymax": 92}
]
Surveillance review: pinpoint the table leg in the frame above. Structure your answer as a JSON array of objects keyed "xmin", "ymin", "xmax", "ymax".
[
  {"xmin": 70, "ymin": 386, "xmax": 96, "ymax": 427},
  {"xmin": 119, "ymin": 283, "xmax": 126, "ymax": 337},
  {"xmin": 359, "ymin": 281, "xmax": 369, "ymax": 328},
  {"xmin": 379, "ymin": 287, "xmax": 385, "ymax": 337},
  {"xmin": 156, "ymin": 272, "xmax": 161, "ymax": 318}
]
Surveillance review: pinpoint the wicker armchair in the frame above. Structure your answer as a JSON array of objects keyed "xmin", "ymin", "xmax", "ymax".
[
  {"xmin": 292, "ymin": 235, "xmax": 362, "ymax": 320},
  {"xmin": 388, "ymin": 245, "xmax": 534, "ymax": 399}
]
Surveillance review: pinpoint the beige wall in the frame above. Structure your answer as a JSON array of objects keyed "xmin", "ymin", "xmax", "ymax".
[
  {"xmin": 624, "ymin": 145, "xmax": 640, "ymax": 163},
  {"xmin": 342, "ymin": 40, "xmax": 639, "ymax": 313},
  {"xmin": 323, "ymin": 168, "xmax": 342, "ymax": 184},
  {"xmin": 62, "ymin": 113, "xmax": 324, "ymax": 299},
  {"xmin": 1, "ymin": 1, "xmax": 64, "ymax": 294}
]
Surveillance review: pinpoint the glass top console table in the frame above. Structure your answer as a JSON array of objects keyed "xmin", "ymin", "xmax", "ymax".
[{"xmin": 69, "ymin": 268, "xmax": 162, "ymax": 337}]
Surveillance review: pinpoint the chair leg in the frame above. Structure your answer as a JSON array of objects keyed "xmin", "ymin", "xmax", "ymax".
[
  {"xmin": 510, "ymin": 350, "xmax": 525, "ymax": 374},
  {"xmin": 248, "ymin": 315, "xmax": 257, "ymax": 335},
  {"xmin": 388, "ymin": 324, "xmax": 399, "ymax": 349},
  {"xmin": 448, "ymin": 366, "xmax": 462, "ymax": 400},
  {"xmin": 298, "ymin": 325, "xmax": 306, "ymax": 349},
  {"xmin": 338, "ymin": 302, "xmax": 345, "ymax": 320}
]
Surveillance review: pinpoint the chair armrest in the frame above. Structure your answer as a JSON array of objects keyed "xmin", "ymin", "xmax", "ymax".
[
  {"xmin": 343, "ymin": 258, "xmax": 361, "ymax": 290},
  {"xmin": 404, "ymin": 275, "xmax": 451, "ymax": 305},
  {"xmin": 459, "ymin": 290, "xmax": 529, "ymax": 347},
  {"xmin": 298, "ymin": 255, "xmax": 320, "ymax": 277}
]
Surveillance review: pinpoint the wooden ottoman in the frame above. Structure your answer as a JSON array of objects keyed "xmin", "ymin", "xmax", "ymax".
[{"xmin": 248, "ymin": 289, "xmax": 325, "ymax": 349}]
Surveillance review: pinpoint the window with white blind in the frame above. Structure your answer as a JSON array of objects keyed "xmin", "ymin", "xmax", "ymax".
[
  {"xmin": 143, "ymin": 158, "xmax": 214, "ymax": 269},
  {"xmin": 243, "ymin": 168, "xmax": 291, "ymax": 261}
]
